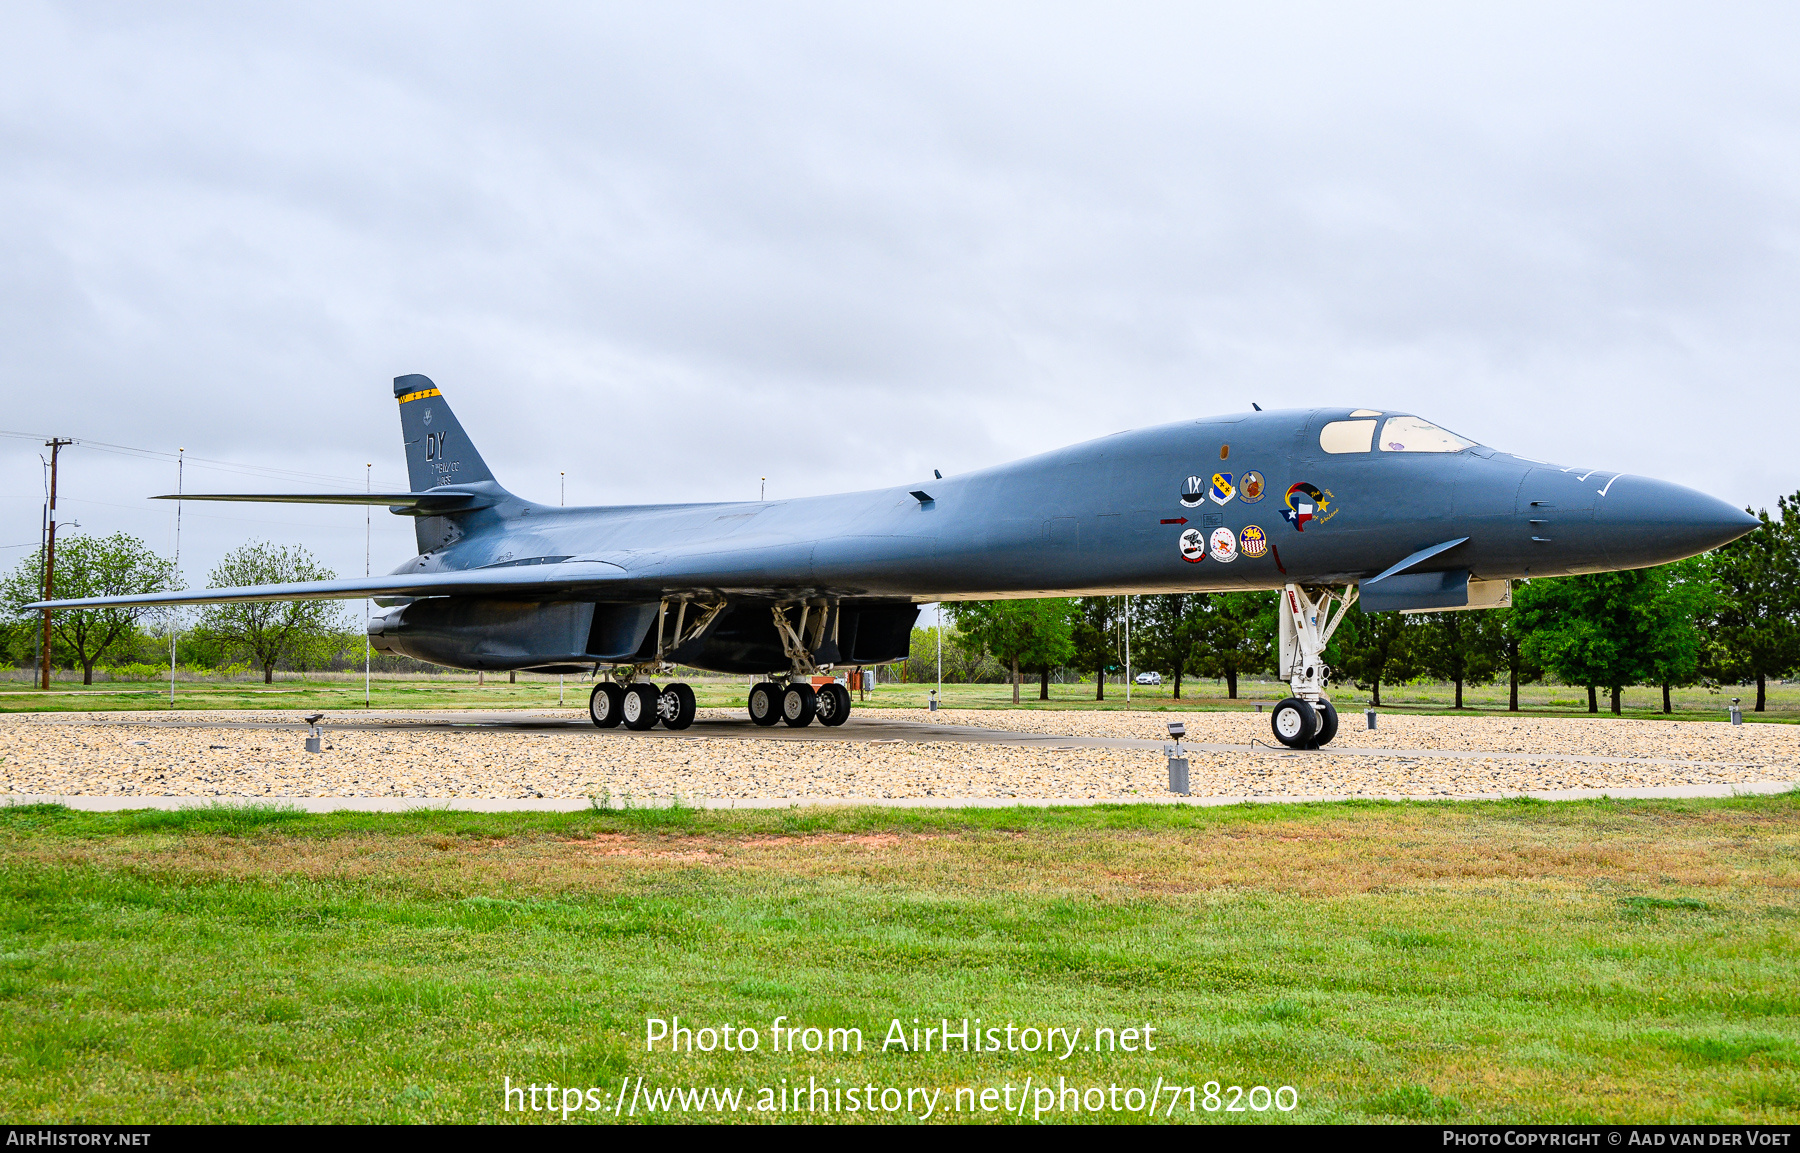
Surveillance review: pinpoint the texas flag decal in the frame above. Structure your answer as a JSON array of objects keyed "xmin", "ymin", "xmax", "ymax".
[{"xmin": 1281, "ymin": 482, "xmax": 1336, "ymax": 531}]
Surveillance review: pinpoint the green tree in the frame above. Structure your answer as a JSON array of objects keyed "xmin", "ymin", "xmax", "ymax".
[
  {"xmin": 1644, "ymin": 557, "xmax": 1718, "ymax": 713},
  {"xmin": 1, "ymin": 533, "xmax": 178, "ymax": 684},
  {"xmin": 1135, "ymin": 594, "xmax": 1208, "ymax": 699},
  {"xmin": 1190, "ymin": 592, "xmax": 1273, "ymax": 699},
  {"xmin": 1410, "ymin": 610, "xmax": 1504, "ymax": 709},
  {"xmin": 193, "ymin": 542, "xmax": 348, "ymax": 684},
  {"xmin": 947, "ymin": 599, "xmax": 1077, "ymax": 704},
  {"xmin": 1334, "ymin": 609, "xmax": 1416, "ymax": 707},
  {"xmin": 1491, "ymin": 605, "xmax": 1545, "ymax": 712},
  {"xmin": 1072, "ymin": 597, "xmax": 1120, "ymax": 700},
  {"xmin": 1514, "ymin": 567, "xmax": 1708, "ymax": 715},
  {"xmin": 1708, "ymin": 494, "xmax": 1800, "ymax": 711}
]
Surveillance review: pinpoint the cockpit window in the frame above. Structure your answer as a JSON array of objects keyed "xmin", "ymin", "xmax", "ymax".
[
  {"xmin": 1319, "ymin": 419, "xmax": 1376, "ymax": 453},
  {"xmin": 1379, "ymin": 416, "xmax": 1476, "ymax": 453}
]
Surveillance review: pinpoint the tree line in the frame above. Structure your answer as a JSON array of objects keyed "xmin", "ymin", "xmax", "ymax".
[
  {"xmin": 942, "ymin": 490, "xmax": 1800, "ymax": 713},
  {"xmin": 8, "ymin": 489, "xmax": 1798, "ymax": 706},
  {"xmin": 2, "ymin": 537, "xmax": 369, "ymax": 684}
]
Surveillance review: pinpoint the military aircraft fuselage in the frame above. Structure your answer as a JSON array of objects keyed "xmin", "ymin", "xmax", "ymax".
[
  {"xmin": 399, "ymin": 406, "xmax": 1745, "ymax": 605},
  {"xmin": 27, "ymin": 379, "xmax": 1758, "ymax": 688}
]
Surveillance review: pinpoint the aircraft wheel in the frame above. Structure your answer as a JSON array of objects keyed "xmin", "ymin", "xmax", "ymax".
[
  {"xmin": 621, "ymin": 683, "xmax": 660, "ymax": 731},
  {"xmin": 781, "ymin": 683, "xmax": 817, "ymax": 727},
  {"xmin": 1308, "ymin": 699, "xmax": 1339, "ymax": 748},
  {"xmin": 748, "ymin": 682, "xmax": 782, "ymax": 727},
  {"xmin": 815, "ymin": 682, "xmax": 851, "ymax": 727},
  {"xmin": 589, "ymin": 682, "xmax": 624, "ymax": 729},
  {"xmin": 1270, "ymin": 697, "xmax": 1318, "ymax": 749},
  {"xmin": 658, "ymin": 682, "xmax": 697, "ymax": 730}
]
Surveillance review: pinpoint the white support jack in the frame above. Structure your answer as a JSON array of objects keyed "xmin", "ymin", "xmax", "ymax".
[{"xmin": 1270, "ymin": 583, "xmax": 1358, "ymax": 749}]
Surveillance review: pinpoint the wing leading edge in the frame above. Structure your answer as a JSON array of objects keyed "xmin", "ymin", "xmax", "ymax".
[
  {"xmin": 149, "ymin": 491, "xmax": 488, "ymax": 510},
  {"xmin": 22, "ymin": 561, "xmax": 627, "ymax": 611}
]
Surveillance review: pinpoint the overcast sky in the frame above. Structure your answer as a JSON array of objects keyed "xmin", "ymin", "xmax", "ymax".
[{"xmin": 4, "ymin": 1, "xmax": 1798, "ymax": 589}]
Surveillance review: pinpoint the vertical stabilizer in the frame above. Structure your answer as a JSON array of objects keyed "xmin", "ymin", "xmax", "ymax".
[
  {"xmin": 394, "ymin": 374, "xmax": 496, "ymax": 492},
  {"xmin": 395, "ymin": 374, "xmax": 499, "ymax": 554}
]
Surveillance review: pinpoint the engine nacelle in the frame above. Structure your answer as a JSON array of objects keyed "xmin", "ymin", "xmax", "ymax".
[{"xmin": 367, "ymin": 597, "xmax": 657, "ymax": 672}]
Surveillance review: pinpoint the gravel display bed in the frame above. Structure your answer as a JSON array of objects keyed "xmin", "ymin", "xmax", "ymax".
[{"xmin": 0, "ymin": 710, "xmax": 1792, "ymax": 801}]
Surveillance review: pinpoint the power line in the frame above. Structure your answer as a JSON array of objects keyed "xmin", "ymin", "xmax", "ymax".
[{"xmin": 0, "ymin": 429, "xmax": 406, "ymax": 490}]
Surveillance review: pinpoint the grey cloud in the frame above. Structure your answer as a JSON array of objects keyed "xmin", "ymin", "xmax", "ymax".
[{"xmin": 3, "ymin": 1, "xmax": 1797, "ymax": 586}]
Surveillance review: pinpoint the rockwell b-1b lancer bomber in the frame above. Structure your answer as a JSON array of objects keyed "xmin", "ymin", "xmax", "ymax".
[{"xmin": 30, "ymin": 376, "xmax": 1759, "ymax": 748}]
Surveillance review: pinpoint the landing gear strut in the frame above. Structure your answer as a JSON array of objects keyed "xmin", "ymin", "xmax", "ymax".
[
  {"xmin": 742, "ymin": 602, "xmax": 854, "ymax": 729},
  {"xmin": 1272, "ymin": 583, "xmax": 1356, "ymax": 749}
]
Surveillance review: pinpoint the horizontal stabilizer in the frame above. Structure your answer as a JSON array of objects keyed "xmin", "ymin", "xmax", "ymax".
[
  {"xmin": 24, "ymin": 560, "xmax": 626, "ymax": 611},
  {"xmin": 151, "ymin": 490, "xmax": 488, "ymax": 511}
]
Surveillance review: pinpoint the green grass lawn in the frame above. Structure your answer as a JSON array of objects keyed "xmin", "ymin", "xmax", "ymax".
[
  {"xmin": 3, "ymin": 671, "xmax": 1795, "ymax": 723},
  {"xmin": 0, "ymin": 796, "xmax": 1794, "ymax": 1123}
]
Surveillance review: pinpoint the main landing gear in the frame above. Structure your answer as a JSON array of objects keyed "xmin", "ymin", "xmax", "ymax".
[
  {"xmin": 589, "ymin": 680, "xmax": 697, "ymax": 731},
  {"xmin": 745, "ymin": 603, "xmax": 854, "ymax": 728},
  {"xmin": 1270, "ymin": 583, "xmax": 1355, "ymax": 750},
  {"xmin": 747, "ymin": 679, "xmax": 851, "ymax": 728}
]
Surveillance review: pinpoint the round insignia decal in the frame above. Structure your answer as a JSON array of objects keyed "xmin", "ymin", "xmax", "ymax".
[
  {"xmin": 1281, "ymin": 481, "xmax": 1337, "ymax": 532},
  {"xmin": 1181, "ymin": 475, "xmax": 1205, "ymax": 507},
  {"xmin": 1179, "ymin": 528, "xmax": 1206, "ymax": 563},
  {"xmin": 1239, "ymin": 470, "xmax": 1265, "ymax": 503},
  {"xmin": 1209, "ymin": 472, "xmax": 1236, "ymax": 505},
  {"xmin": 1239, "ymin": 524, "xmax": 1268, "ymax": 558},
  {"xmin": 1209, "ymin": 526, "xmax": 1238, "ymax": 563}
]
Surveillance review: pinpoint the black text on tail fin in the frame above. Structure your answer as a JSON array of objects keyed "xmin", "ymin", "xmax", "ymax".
[
  {"xmin": 395, "ymin": 374, "xmax": 501, "ymax": 554},
  {"xmin": 395, "ymin": 374, "xmax": 496, "ymax": 492}
]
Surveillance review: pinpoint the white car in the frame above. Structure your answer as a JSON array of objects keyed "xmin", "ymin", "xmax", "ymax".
[{"xmin": 1134, "ymin": 671, "xmax": 1162, "ymax": 686}]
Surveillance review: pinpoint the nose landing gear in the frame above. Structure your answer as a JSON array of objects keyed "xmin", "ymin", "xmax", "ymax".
[{"xmin": 1272, "ymin": 583, "xmax": 1356, "ymax": 749}]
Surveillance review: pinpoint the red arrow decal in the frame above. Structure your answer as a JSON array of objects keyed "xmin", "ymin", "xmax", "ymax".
[{"xmin": 1161, "ymin": 517, "xmax": 1188, "ymax": 525}]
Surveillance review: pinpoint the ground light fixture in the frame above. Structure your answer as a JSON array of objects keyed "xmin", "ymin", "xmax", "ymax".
[{"xmin": 1165, "ymin": 721, "xmax": 1189, "ymax": 795}]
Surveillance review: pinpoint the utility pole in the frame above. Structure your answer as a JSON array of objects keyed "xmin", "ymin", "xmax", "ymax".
[
  {"xmin": 364, "ymin": 463, "xmax": 372, "ymax": 709},
  {"xmin": 169, "ymin": 449, "xmax": 183, "ymax": 707},
  {"xmin": 935, "ymin": 603, "xmax": 943, "ymax": 710},
  {"xmin": 40, "ymin": 438, "xmax": 72, "ymax": 691},
  {"xmin": 558, "ymin": 471, "xmax": 565, "ymax": 707}
]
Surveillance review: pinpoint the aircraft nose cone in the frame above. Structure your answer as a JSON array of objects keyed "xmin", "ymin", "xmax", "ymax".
[{"xmin": 1594, "ymin": 475, "xmax": 1761, "ymax": 568}]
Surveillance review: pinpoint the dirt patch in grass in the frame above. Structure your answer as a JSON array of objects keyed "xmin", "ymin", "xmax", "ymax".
[{"xmin": 9, "ymin": 801, "xmax": 1793, "ymax": 902}]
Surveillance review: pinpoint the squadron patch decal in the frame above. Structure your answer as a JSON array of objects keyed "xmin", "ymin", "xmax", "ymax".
[
  {"xmin": 1210, "ymin": 526, "xmax": 1238, "ymax": 563},
  {"xmin": 1209, "ymin": 472, "xmax": 1236, "ymax": 505},
  {"xmin": 1179, "ymin": 528, "xmax": 1207, "ymax": 563},
  {"xmin": 1239, "ymin": 524, "xmax": 1268, "ymax": 558},
  {"xmin": 1281, "ymin": 482, "xmax": 1337, "ymax": 532},
  {"xmin": 1181, "ymin": 476, "xmax": 1206, "ymax": 507},
  {"xmin": 1240, "ymin": 471, "xmax": 1266, "ymax": 503}
]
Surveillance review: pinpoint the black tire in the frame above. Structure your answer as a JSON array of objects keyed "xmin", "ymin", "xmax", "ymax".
[
  {"xmin": 621, "ymin": 683, "xmax": 660, "ymax": 731},
  {"xmin": 1271, "ymin": 696, "xmax": 1318, "ymax": 749},
  {"xmin": 1308, "ymin": 699, "xmax": 1339, "ymax": 748},
  {"xmin": 748, "ymin": 682, "xmax": 782, "ymax": 726},
  {"xmin": 815, "ymin": 682, "xmax": 852, "ymax": 727},
  {"xmin": 659, "ymin": 682, "xmax": 697, "ymax": 730},
  {"xmin": 589, "ymin": 682, "xmax": 624, "ymax": 729},
  {"xmin": 781, "ymin": 683, "xmax": 817, "ymax": 727}
]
